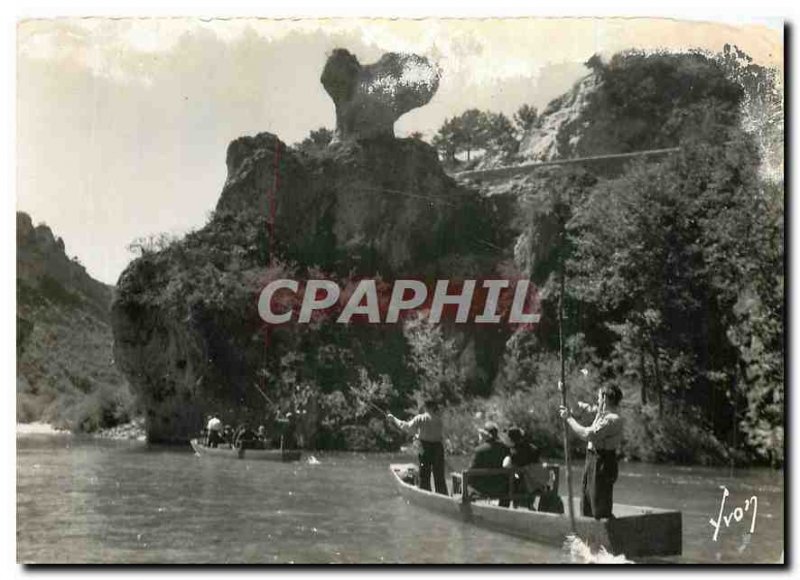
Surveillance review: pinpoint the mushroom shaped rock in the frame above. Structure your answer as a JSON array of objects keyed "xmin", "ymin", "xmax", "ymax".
[{"xmin": 321, "ymin": 49, "xmax": 440, "ymax": 142}]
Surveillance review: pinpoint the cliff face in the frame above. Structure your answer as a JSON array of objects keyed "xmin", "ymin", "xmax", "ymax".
[
  {"xmin": 472, "ymin": 51, "xmax": 747, "ymax": 277},
  {"xmin": 112, "ymin": 134, "xmax": 511, "ymax": 444},
  {"xmin": 518, "ymin": 73, "xmax": 600, "ymax": 162},
  {"xmin": 111, "ymin": 50, "xmax": 751, "ymax": 444},
  {"xmin": 17, "ymin": 212, "xmax": 133, "ymax": 430},
  {"xmin": 17, "ymin": 212, "xmax": 112, "ymax": 314}
]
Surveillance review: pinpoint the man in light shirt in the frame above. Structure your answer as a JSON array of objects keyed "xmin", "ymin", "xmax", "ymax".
[
  {"xmin": 388, "ymin": 398, "xmax": 447, "ymax": 495},
  {"xmin": 206, "ymin": 413, "xmax": 223, "ymax": 448},
  {"xmin": 559, "ymin": 384, "xmax": 624, "ymax": 519}
]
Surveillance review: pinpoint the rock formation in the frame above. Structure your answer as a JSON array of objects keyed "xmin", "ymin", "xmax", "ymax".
[
  {"xmin": 111, "ymin": 50, "xmax": 513, "ymax": 444},
  {"xmin": 112, "ymin": 130, "xmax": 512, "ymax": 443},
  {"xmin": 17, "ymin": 212, "xmax": 133, "ymax": 430},
  {"xmin": 321, "ymin": 49, "xmax": 440, "ymax": 142}
]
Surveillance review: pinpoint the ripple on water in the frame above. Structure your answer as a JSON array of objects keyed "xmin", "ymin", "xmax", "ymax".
[{"xmin": 16, "ymin": 437, "xmax": 784, "ymax": 564}]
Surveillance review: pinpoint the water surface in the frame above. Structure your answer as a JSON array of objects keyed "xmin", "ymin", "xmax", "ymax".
[{"xmin": 17, "ymin": 434, "xmax": 783, "ymax": 564}]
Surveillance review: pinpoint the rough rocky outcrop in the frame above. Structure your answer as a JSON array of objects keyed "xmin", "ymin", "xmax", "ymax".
[
  {"xmin": 112, "ymin": 130, "xmax": 513, "ymax": 443},
  {"xmin": 518, "ymin": 73, "xmax": 600, "ymax": 162},
  {"xmin": 322, "ymin": 49, "xmax": 440, "ymax": 142},
  {"xmin": 17, "ymin": 212, "xmax": 111, "ymax": 315},
  {"xmin": 17, "ymin": 212, "xmax": 133, "ymax": 430}
]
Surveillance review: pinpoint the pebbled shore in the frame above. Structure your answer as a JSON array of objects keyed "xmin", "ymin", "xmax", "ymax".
[{"xmin": 16, "ymin": 417, "xmax": 146, "ymax": 441}]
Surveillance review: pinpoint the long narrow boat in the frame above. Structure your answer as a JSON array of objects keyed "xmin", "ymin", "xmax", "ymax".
[
  {"xmin": 190, "ymin": 439, "xmax": 302, "ymax": 462},
  {"xmin": 389, "ymin": 463, "xmax": 681, "ymax": 559}
]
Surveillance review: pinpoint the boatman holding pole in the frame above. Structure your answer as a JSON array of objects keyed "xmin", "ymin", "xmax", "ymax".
[
  {"xmin": 387, "ymin": 398, "xmax": 447, "ymax": 495},
  {"xmin": 559, "ymin": 384, "xmax": 624, "ymax": 519},
  {"xmin": 205, "ymin": 413, "xmax": 223, "ymax": 448}
]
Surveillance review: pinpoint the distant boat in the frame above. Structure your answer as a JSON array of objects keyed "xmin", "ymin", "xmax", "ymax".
[
  {"xmin": 389, "ymin": 463, "xmax": 681, "ymax": 559},
  {"xmin": 190, "ymin": 439, "xmax": 302, "ymax": 462}
]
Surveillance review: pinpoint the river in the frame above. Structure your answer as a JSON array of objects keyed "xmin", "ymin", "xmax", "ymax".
[{"xmin": 16, "ymin": 432, "xmax": 783, "ymax": 564}]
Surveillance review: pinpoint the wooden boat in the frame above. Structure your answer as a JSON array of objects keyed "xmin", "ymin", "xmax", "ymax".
[
  {"xmin": 389, "ymin": 463, "xmax": 681, "ymax": 559},
  {"xmin": 190, "ymin": 439, "xmax": 302, "ymax": 462}
]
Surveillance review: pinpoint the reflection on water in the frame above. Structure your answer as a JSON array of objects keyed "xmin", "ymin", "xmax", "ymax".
[{"xmin": 17, "ymin": 434, "xmax": 783, "ymax": 564}]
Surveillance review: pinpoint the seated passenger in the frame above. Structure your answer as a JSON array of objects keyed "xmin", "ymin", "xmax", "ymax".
[
  {"xmin": 222, "ymin": 425, "xmax": 234, "ymax": 447},
  {"xmin": 234, "ymin": 424, "xmax": 258, "ymax": 450},
  {"xmin": 469, "ymin": 422, "xmax": 511, "ymax": 507},
  {"xmin": 256, "ymin": 425, "xmax": 268, "ymax": 449},
  {"xmin": 503, "ymin": 426, "xmax": 549, "ymax": 508}
]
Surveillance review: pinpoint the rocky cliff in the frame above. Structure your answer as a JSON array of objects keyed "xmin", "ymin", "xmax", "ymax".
[
  {"xmin": 112, "ymin": 133, "xmax": 513, "ymax": 444},
  {"xmin": 17, "ymin": 212, "xmax": 134, "ymax": 430},
  {"xmin": 110, "ymin": 48, "xmax": 756, "ymax": 445},
  {"xmin": 467, "ymin": 51, "xmax": 749, "ymax": 276}
]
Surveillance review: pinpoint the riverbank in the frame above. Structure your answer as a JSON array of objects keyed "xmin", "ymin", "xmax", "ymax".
[
  {"xmin": 16, "ymin": 422, "xmax": 66, "ymax": 435},
  {"xmin": 16, "ymin": 417, "xmax": 146, "ymax": 441},
  {"xmin": 93, "ymin": 417, "xmax": 146, "ymax": 441}
]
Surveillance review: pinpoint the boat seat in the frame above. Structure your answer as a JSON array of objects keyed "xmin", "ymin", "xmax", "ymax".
[{"xmin": 451, "ymin": 464, "xmax": 560, "ymax": 508}]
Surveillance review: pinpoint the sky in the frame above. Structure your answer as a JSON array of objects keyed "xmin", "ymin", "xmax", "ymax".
[{"xmin": 16, "ymin": 17, "xmax": 782, "ymax": 285}]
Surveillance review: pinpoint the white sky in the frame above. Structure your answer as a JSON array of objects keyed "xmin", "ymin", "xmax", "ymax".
[{"xmin": 16, "ymin": 17, "xmax": 782, "ymax": 284}]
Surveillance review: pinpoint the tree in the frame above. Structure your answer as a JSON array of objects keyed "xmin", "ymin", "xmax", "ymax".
[
  {"xmin": 482, "ymin": 112, "xmax": 518, "ymax": 158},
  {"xmin": 567, "ymin": 130, "xmax": 782, "ymax": 463},
  {"xmin": 433, "ymin": 109, "xmax": 521, "ymax": 164},
  {"xmin": 713, "ymin": 44, "xmax": 784, "ymax": 182},
  {"xmin": 295, "ymin": 127, "xmax": 333, "ymax": 155},
  {"xmin": 403, "ymin": 313, "xmax": 467, "ymax": 407},
  {"xmin": 513, "ymin": 104, "xmax": 539, "ymax": 135},
  {"xmin": 431, "ymin": 117, "xmax": 460, "ymax": 164},
  {"xmin": 458, "ymin": 109, "xmax": 486, "ymax": 162},
  {"xmin": 585, "ymin": 53, "xmax": 605, "ymax": 73}
]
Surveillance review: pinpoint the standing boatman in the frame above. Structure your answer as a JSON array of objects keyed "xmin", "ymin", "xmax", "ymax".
[
  {"xmin": 205, "ymin": 413, "xmax": 223, "ymax": 448},
  {"xmin": 558, "ymin": 384, "xmax": 624, "ymax": 519},
  {"xmin": 387, "ymin": 397, "xmax": 447, "ymax": 495}
]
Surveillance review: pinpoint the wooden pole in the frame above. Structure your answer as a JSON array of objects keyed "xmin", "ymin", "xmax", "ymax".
[{"xmin": 559, "ymin": 259, "xmax": 577, "ymax": 533}]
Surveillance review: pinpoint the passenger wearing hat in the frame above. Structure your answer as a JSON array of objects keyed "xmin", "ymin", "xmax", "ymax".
[
  {"xmin": 468, "ymin": 421, "xmax": 511, "ymax": 506},
  {"xmin": 388, "ymin": 398, "xmax": 447, "ymax": 495},
  {"xmin": 234, "ymin": 423, "xmax": 258, "ymax": 450}
]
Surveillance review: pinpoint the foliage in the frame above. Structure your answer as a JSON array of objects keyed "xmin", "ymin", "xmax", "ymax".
[
  {"xmin": 559, "ymin": 49, "xmax": 782, "ymax": 463},
  {"xmin": 294, "ymin": 127, "xmax": 334, "ymax": 156},
  {"xmin": 493, "ymin": 47, "xmax": 785, "ymax": 465},
  {"xmin": 402, "ymin": 314, "xmax": 468, "ymax": 408},
  {"xmin": 513, "ymin": 104, "xmax": 539, "ymax": 134},
  {"xmin": 623, "ymin": 404, "xmax": 731, "ymax": 466},
  {"xmin": 38, "ymin": 381, "xmax": 137, "ymax": 433},
  {"xmin": 431, "ymin": 109, "xmax": 519, "ymax": 165},
  {"xmin": 563, "ymin": 50, "xmax": 744, "ymax": 158},
  {"xmin": 443, "ymin": 352, "xmax": 599, "ymax": 457},
  {"xmin": 127, "ymin": 232, "xmax": 180, "ymax": 257}
]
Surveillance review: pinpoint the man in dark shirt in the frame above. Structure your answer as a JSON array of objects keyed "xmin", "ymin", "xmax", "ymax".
[
  {"xmin": 504, "ymin": 427, "xmax": 540, "ymax": 467},
  {"xmin": 234, "ymin": 424, "xmax": 258, "ymax": 450},
  {"xmin": 503, "ymin": 426, "xmax": 550, "ymax": 509},
  {"xmin": 469, "ymin": 422, "xmax": 511, "ymax": 506}
]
